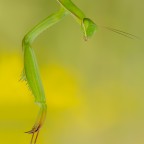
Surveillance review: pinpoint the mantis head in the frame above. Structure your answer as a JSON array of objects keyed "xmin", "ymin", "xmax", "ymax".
[{"xmin": 82, "ymin": 18, "xmax": 97, "ymax": 41}]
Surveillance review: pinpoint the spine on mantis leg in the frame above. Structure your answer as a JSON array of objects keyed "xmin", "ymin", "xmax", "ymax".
[
  {"xmin": 23, "ymin": 44, "xmax": 46, "ymax": 103},
  {"xmin": 22, "ymin": 8, "xmax": 68, "ymax": 144},
  {"xmin": 57, "ymin": 0, "xmax": 98, "ymax": 40}
]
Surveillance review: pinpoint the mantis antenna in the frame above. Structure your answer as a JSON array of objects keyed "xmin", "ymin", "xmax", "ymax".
[{"xmin": 22, "ymin": 0, "xmax": 97, "ymax": 144}]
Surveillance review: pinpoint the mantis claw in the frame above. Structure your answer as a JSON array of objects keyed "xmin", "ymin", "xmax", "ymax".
[
  {"xmin": 26, "ymin": 130, "xmax": 39, "ymax": 144},
  {"xmin": 25, "ymin": 103, "xmax": 47, "ymax": 144}
]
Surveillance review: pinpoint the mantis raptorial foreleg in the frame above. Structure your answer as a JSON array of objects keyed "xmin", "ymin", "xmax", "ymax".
[
  {"xmin": 22, "ymin": 8, "xmax": 68, "ymax": 144},
  {"xmin": 22, "ymin": 1, "xmax": 97, "ymax": 144}
]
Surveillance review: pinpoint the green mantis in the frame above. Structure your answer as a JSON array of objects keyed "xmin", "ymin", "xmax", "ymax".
[
  {"xmin": 22, "ymin": 0, "xmax": 97, "ymax": 143},
  {"xmin": 22, "ymin": 0, "xmax": 138, "ymax": 143}
]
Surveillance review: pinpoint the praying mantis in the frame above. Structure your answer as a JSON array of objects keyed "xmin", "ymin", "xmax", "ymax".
[{"xmin": 22, "ymin": 0, "xmax": 137, "ymax": 143}]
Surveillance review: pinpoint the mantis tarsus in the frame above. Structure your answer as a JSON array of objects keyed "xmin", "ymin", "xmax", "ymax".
[{"xmin": 22, "ymin": 0, "xmax": 137, "ymax": 144}]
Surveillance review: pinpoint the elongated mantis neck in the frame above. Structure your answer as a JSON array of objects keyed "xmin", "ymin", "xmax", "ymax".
[{"xmin": 57, "ymin": 0, "xmax": 85, "ymax": 22}]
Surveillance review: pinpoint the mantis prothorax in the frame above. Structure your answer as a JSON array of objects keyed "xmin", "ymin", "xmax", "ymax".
[{"xmin": 22, "ymin": 0, "xmax": 137, "ymax": 144}]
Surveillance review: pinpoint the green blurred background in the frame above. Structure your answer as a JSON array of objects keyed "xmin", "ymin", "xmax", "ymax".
[{"xmin": 0, "ymin": 0, "xmax": 144, "ymax": 143}]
